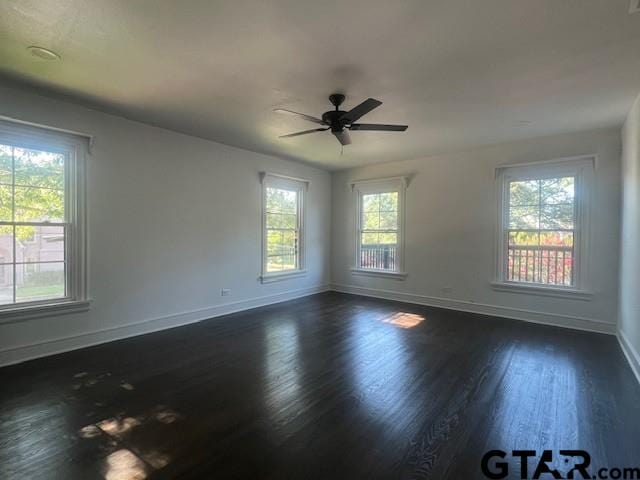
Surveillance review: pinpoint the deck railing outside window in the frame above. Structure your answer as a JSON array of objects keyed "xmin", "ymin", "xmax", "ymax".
[
  {"xmin": 507, "ymin": 245, "xmax": 573, "ymax": 286},
  {"xmin": 360, "ymin": 244, "xmax": 397, "ymax": 271}
]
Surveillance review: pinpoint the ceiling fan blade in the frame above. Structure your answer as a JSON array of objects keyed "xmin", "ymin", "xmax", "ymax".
[
  {"xmin": 340, "ymin": 98, "xmax": 382, "ymax": 123},
  {"xmin": 332, "ymin": 130, "xmax": 351, "ymax": 146},
  {"xmin": 274, "ymin": 108, "xmax": 326, "ymax": 125},
  {"xmin": 349, "ymin": 123, "xmax": 408, "ymax": 131},
  {"xmin": 279, "ymin": 128, "xmax": 329, "ymax": 138}
]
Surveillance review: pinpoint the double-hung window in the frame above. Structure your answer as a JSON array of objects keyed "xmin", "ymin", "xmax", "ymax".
[
  {"xmin": 352, "ymin": 177, "xmax": 407, "ymax": 278},
  {"xmin": 0, "ymin": 120, "xmax": 88, "ymax": 317},
  {"xmin": 260, "ymin": 173, "xmax": 307, "ymax": 282},
  {"xmin": 494, "ymin": 156, "xmax": 593, "ymax": 296}
]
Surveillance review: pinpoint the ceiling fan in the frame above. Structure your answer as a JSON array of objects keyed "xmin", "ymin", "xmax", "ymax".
[{"xmin": 275, "ymin": 94, "xmax": 408, "ymax": 146}]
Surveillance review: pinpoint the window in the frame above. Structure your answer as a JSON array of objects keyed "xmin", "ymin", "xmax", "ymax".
[
  {"xmin": 260, "ymin": 173, "xmax": 307, "ymax": 282},
  {"xmin": 494, "ymin": 157, "xmax": 593, "ymax": 296},
  {"xmin": 0, "ymin": 120, "xmax": 88, "ymax": 317},
  {"xmin": 352, "ymin": 177, "xmax": 407, "ymax": 278}
]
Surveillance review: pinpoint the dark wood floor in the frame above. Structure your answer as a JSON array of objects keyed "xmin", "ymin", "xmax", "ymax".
[{"xmin": 1, "ymin": 292, "xmax": 639, "ymax": 479}]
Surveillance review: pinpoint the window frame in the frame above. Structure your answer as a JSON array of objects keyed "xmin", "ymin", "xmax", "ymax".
[
  {"xmin": 0, "ymin": 120, "xmax": 89, "ymax": 322},
  {"xmin": 259, "ymin": 172, "xmax": 308, "ymax": 283},
  {"xmin": 493, "ymin": 155, "xmax": 594, "ymax": 299},
  {"xmin": 351, "ymin": 176, "xmax": 408, "ymax": 279}
]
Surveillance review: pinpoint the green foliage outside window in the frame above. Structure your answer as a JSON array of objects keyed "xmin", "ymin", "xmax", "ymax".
[{"xmin": 0, "ymin": 145, "xmax": 65, "ymax": 240}]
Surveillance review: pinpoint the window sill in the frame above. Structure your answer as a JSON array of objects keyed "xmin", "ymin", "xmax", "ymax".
[
  {"xmin": 351, "ymin": 268, "xmax": 408, "ymax": 280},
  {"xmin": 0, "ymin": 299, "xmax": 91, "ymax": 324},
  {"xmin": 260, "ymin": 270, "xmax": 308, "ymax": 284},
  {"xmin": 491, "ymin": 281, "xmax": 592, "ymax": 300}
]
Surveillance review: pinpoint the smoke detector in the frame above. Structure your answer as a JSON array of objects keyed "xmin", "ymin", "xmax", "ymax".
[{"xmin": 630, "ymin": 0, "xmax": 640, "ymax": 14}]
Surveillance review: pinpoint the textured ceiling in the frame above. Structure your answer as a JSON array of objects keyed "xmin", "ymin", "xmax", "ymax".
[{"xmin": 1, "ymin": 0, "xmax": 640, "ymax": 170}]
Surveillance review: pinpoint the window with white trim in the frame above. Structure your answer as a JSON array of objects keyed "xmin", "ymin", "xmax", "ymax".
[
  {"xmin": 0, "ymin": 121, "xmax": 88, "ymax": 315},
  {"xmin": 260, "ymin": 173, "xmax": 307, "ymax": 282},
  {"xmin": 352, "ymin": 177, "xmax": 407, "ymax": 277},
  {"xmin": 495, "ymin": 157, "xmax": 593, "ymax": 293}
]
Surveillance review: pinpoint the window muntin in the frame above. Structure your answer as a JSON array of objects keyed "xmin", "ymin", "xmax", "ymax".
[
  {"xmin": 265, "ymin": 186, "xmax": 300, "ymax": 273},
  {"xmin": 506, "ymin": 175, "xmax": 576, "ymax": 286},
  {"xmin": 0, "ymin": 144, "xmax": 68, "ymax": 305},
  {"xmin": 359, "ymin": 191, "xmax": 399, "ymax": 271}
]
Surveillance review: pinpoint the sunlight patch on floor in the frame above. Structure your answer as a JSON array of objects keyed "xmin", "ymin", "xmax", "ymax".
[
  {"xmin": 97, "ymin": 417, "xmax": 142, "ymax": 436},
  {"xmin": 78, "ymin": 424, "xmax": 102, "ymax": 438},
  {"xmin": 381, "ymin": 312, "xmax": 425, "ymax": 329},
  {"xmin": 103, "ymin": 449, "xmax": 147, "ymax": 480}
]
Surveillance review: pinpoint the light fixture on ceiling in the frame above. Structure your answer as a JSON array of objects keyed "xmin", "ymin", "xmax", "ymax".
[
  {"xmin": 630, "ymin": 0, "xmax": 640, "ymax": 14},
  {"xmin": 27, "ymin": 46, "xmax": 61, "ymax": 61}
]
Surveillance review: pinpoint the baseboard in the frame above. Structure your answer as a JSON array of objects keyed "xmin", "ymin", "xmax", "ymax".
[
  {"xmin": 0, "ymin": 284, "xmax": 330, "ymax": 367},
  {"xmin": 618, "ymin": 329, "xmax": 640, "ymax": 385},
  {"xmin": 331, "ymin": 284, "xmax": 616, "ymax": 335}
]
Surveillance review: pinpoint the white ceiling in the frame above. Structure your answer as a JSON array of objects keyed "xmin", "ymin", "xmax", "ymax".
[{"xmin": 1, "ymin": 0, "xmax": 640, "ymax": 170}]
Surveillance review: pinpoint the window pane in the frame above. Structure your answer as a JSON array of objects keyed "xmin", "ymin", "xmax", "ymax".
[
  {"xmin": 361, "ymin": 232, "xmax": 379, "ymax": 245},
  {"xmin": 363, "ymin": 212, "xmax": 379, "ymax": 229},
  {"xmin": 508, "ymin": 231, "xmax": 539, "ymax": 246},
  {"xmin": 266, "ymin": 230, "xmax": 282, "ymax": 255},
  {"xmin": 0, "ymin": 226, "xmax": 14, "ymax": 264},
  {"xmin": 362, "ymin": 194, "xmax": 379, "ymax": 212},
  {"xmin": 14, "ymin": 147, "xmax": 65, "ymax": 189},
  {"xmin": 509, "ymin": 180, "xmax": 539, "ymax": 206},
  {"xmin": 267, "ymin": 254, "xmax": 297, "ymax": 272},
  {"xmin": 15, "ymin": 261, "xmax": 65, "ymax": 303},
  {"xmin": 281, "ymin": 255, "xmax": 297, "ymax": 271},
  {"xmin": 0, "ymin": 145, "xmax": 12, "ymax": 184},
  {"xmin": 0, "ymin": 263, "xmax": 13, "ymax": 305},
  {"xmin": 14, "ymin": 186, "xmax": 64, "ymax": 222},
  {"xmin": 379, "ymin": 232, "xmax": 397, "ymax": 244},
  {"xmin": 266, "ymin": 212, "xmax": 296, "ymax": 229},
  {"xmin": 281, "ymin": 230, "xmax": 297, "ymax": 247},
  {"xmin": 16, "ymin": 225, "xmax": 65, "ymax": 263},
  {"xmin": 509, "ymin": 205, "xmax": 538, "ymax": 229},
  {"xmin": 379, "ymin": 192, "xmax": 398, "ymax": 211},
  {"xmin": 379, "ymin": 210, "xmax": 397, "ymax": 229},
  {"xmin": 266, "ymin": 187, "xmax": 296, "ymax": 214},
  {"xmin": 0, "ymin": 185, "xmax": 12, "ymax": 222},
  {"xmin": 267, "ymin": 255, "xmax": 284, "ymax": 272},
  {"xmin": 267, "ymin": 228, "xmax": 297, "ymax": 272},
  {"xmin": 540, "ymin": 205, "xmax": 574, "ymax": 229},
  {"xmin": 541, "ymin": 177, "xmax": 574, "ymax": 205},
  {"xmin": 540, "ymin": 231, "xmax": 573, "ymax": 247}
]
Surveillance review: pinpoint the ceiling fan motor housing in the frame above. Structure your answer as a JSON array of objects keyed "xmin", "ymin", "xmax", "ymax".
[{"xmin": 322, "ymin": 110, "xmax": 348, "ymax": 131}]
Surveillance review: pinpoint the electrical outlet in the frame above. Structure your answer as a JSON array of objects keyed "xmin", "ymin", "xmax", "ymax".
[{"xmin": 221, "ymin": 288, "xmax": 231, "ymax": 297}]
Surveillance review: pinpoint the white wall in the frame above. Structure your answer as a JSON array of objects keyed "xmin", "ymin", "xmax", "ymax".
[
  {"xmin": 332, "ymin": 128, "xmax": 621, "ymax": 333},
  {"xmin": 619, "ymin": 93, "xmax": 640, "ymax": 381},
  {"xmin": 0, "ymin": 85, "xmax": 331, "ymax": 366}
]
